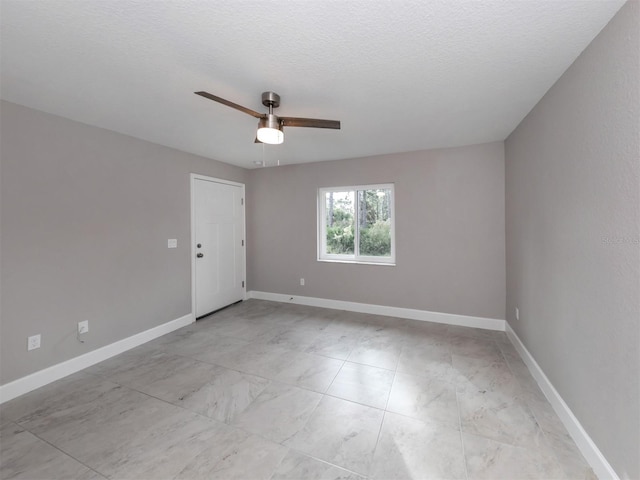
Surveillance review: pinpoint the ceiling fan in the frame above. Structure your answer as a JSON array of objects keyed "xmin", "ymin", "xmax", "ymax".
[{"xmin": 195, "ymin": 91, "xmax": 341, "ymax": 145}]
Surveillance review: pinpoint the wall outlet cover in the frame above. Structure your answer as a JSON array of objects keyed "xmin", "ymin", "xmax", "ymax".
[{"xmin": 167, "ymin": 239, "xmax": 177, "ymax": 248}]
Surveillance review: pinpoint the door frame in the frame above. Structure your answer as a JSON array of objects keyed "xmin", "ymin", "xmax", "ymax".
[{"xmin": 190, "ymin": 173, "xmax": 246, "ymax": 319}]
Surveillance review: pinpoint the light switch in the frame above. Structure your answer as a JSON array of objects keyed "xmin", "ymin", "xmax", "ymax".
[{"xmin": 168, "ymin": 239, "xmax": 177, "ymax": 248}]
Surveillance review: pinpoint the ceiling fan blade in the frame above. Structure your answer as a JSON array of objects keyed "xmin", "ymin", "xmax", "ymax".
[
  {"xmin": 280, "ymin": 117, "xmax": 341, "ymax": 129},
  {"xmin": 195, "ymin": 91, "xmax": 264, "ymax": 119}
]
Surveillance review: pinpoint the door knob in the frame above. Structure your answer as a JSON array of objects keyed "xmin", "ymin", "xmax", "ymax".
[{"xmin": 196, "ymin": 253, "xmax": 204, "ymax": 258}]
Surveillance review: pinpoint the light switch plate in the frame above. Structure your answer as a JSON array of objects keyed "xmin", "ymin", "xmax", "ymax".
[
  {"xmin": 27, "ymin": 334, "xmax": 41, "ymax": 351},
  {"xmin": 167, "ymin": 239, "xmax": 177, "ymax": 248}
]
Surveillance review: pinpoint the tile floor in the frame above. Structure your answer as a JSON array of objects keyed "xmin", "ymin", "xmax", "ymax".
[{"xmin": 0, "ymin": 300, "xmax": 595, "ymax": 479}]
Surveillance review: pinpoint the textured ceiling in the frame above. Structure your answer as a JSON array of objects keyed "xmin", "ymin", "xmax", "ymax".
[{"xmin": 0, "ymin": 0, "xmax": 626, "ymax": 168}]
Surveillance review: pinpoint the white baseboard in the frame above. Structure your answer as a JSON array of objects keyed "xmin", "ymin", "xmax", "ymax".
[
  {"xmin": 0, "ymin": 313, "xmax": 194, "ymax": 404},
  {"xmin": 248, "ymin": 290, "xmax": 505, "ymax": 331},
  {"xmin": 505, "ymin": 323, "xmax": 619, "ymax": 480}
]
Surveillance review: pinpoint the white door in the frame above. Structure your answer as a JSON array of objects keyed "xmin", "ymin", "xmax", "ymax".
[{"xmin": 193, "ymin": 177, "xmax": 245, "ymax": 318}]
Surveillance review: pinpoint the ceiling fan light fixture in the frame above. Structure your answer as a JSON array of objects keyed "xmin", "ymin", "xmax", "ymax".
[{"xmin": 257, "ymin": 114, "xmax": 284, "ymax": 144}]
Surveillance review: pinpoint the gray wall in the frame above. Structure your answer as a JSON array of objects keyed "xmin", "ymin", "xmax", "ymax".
[
  {"xmin": 0, "ymin": 101, "xmax": 246, "ymax": 384},
  {"xmin": 247, "ymin": 142, "xmax": 506, "ymax": 320},
  {"xmin": 505, "ymin": 1, "xmax": 639, "ymax": 478}
]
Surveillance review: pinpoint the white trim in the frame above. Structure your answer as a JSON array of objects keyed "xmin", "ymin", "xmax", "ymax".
[
  {"xmin": 319, "ymin": 183, "xmax": 395, "ymax": 193},
  {"xmin": 248, "ymin": 290, "xmax": 505, "ymax": 331},
  {"xmin": 317, "ymin": 259, "xmax": 396, "ymax": 267},
  {"xmin": 505, "ymin": 323, "xmax": 619, "ymax": 480},
  {"xmin": 0, "ymin": 313, "xmax": 194, "ymax": 404},
  {"xmin": 190, "ymin": 174, "xmax": 247, "ymax": 318}
]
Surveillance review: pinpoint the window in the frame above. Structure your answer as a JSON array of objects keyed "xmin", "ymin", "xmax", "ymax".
[{"xmin": 318, "ymin": 184, "xmax": 395, "ymax": 265}]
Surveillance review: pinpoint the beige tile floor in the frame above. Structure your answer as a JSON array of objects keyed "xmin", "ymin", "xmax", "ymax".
[{"xmin": 0, "ymin": 300, "xmax": 595, "ymax": 479}]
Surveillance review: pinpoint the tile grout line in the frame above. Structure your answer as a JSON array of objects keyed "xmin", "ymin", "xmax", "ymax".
[
  {"xmin": 11, "ymin": 420, "xmax": 109, "ymax": 479},
  {"xmin": 282, "ymin": 448, "xmax": 370, "ymax": 478},
  {"xmin": 497, "ymin": 337, "xmax": 581, "ymax": 477},
  {"xmin": 96, "ymin": 349, "xmax": 397, "ymax": 418},
  {"xmin": 493, "ymin": 336, "xmax": 566, "ymax": 465},
  {"xmin": 368, "ymin": 355, "xmax": 399, "ymax": 478},
  {"xmin": 455, "ymin": 386, "xmax": 470, "ymax": 480}
]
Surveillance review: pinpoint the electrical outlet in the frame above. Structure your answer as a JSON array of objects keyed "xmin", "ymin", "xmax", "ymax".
[
  {"xmin": 78, "ymin": 320, "xmax": 89, "ymax": 334},
  {"xmin": 27, "ymin": 334, "xmax": 41, "ymax": 351},
  {"xmin": 167, "ymin": 239, "xmax": 177, "ymax": 248},
  {"xmin": 300, "ymin": 278, "xmax": 305, "ymax": 286},
  {"xmin": 515, "ymin": 307, "xmax": 520, "ymax": 321}
]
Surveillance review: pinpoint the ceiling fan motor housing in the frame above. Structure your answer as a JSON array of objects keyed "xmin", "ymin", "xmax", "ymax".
[{"xmin": 261, "ymin": 91, "xmax": 280, "ymax": 108}]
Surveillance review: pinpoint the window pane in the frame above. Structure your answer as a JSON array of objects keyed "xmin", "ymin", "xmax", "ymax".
[
  {"xmin": 325, "ymin": 191, "xmax": 355, "ymax": 255},
  {"xmin": 358, "ymin": 188, "xmax": 392, "ymax": 257}
]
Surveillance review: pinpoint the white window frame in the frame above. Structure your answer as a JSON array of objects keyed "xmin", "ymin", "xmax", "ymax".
[{"xmin": 317, "ymin": 183, "xmax": 396, "ymax": 265}]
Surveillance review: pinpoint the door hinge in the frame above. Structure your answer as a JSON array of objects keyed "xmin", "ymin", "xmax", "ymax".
[
  {"xmin": 241, "ymin": 239, "xmax": 244, "ymax": 246},
  {"xmin": 241, "ymin": 198, "xmax": 244, "ymax": 206},
  {"xmin": 242, "ymin": 281, "xmax": 245, "ymax": 288}
]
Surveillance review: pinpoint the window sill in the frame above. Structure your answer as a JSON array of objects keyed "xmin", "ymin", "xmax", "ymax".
[{"xmin": 317, "ymin": 258, "xmax": 396, "ymax": 267}]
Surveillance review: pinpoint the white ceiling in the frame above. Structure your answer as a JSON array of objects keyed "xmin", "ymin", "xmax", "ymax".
[{"xmin": 0, "ymin": 0, "xmax": 626, "ymax": 168}]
